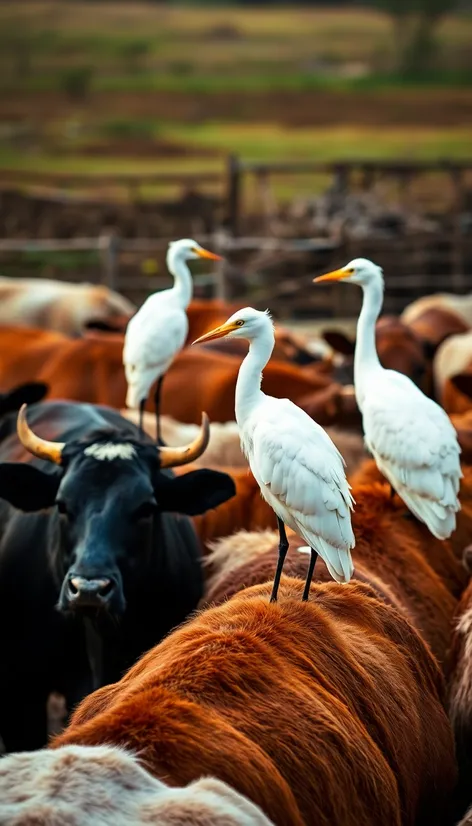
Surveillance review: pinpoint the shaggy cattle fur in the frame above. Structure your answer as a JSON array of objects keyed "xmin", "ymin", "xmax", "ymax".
[
  {"xmin": 351, "ymin": 459, "xmax": 472, "ymax": 567},
  {"xmin": 0, "ymin": 277, "xmax": 135, "ymax": 336},
  {"xmin": 205, "ymin": 478, "xmax": 468, "ymax": 667},
  {"xmin": 0, "ymin": 329, "xmax": 342, "ymax": 422},
  {"xmin": 319, "ymin": 316, "xmax": 435, "ymax": 395},
  {"xmin": 0, "ymin": 744, "xmax": 274, "ymax": 826},
  {"xmin": 0, "ymin": 327, "xmax": 68, "ymax": 393},
  {"xmin": 449, "ymin": 574, "xmax": 472, "ymax": 740},
  {"xmin": 52, "ymin": 580, "xmax": 456, "ymax": 826}
]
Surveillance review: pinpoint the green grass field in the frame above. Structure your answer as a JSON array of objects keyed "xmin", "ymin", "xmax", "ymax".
[
  {"xmin": 0, "ymin": 3, "xmax": 470, "ymax": 200},
  {"xmin": 1, "ymin": 3, "xmax": 472, "ymax": 93}
]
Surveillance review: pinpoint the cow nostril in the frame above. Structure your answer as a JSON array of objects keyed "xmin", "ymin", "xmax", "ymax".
[
  {"xmin": 98, "ymin": 579, "xmax": 112, "ymax": 597},
  {"xmin": 68, "ymin": 576, "xmax": 113, "ymax": 598}
]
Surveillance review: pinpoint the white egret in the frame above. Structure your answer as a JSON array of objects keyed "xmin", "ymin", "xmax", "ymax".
[
  {"xmin": 314, "ymin": 259, "xmax": 462, "ymax": 539},
  {"xmin": 193, "ymin": 307, "xmax": 354, "ymax": 602},
  {"xmin": 123, "ymin": 238, "xmax": 222, "ymax": 441}
]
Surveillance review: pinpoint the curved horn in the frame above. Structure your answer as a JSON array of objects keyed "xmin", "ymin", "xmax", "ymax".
[
  {"xmin": 17, "ymin": 404, "xmax": 65, "ymax": 465},
  {"xmin": 159, "ymin": 412, "xmax": 210, "ymax": 468}
]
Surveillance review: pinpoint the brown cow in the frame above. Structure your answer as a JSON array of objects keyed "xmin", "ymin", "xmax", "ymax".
[
  {"xmin": 205, "ymin": 478, "xmax": 467, "ymax": 667},
  {"xmin": 351, "ymin": 459, "xmax": 472, "ymax": 569},
  {"xmin": 401, "ymin": 293, "xmax": 471, "ymax": 355},
  {"xmin": 321, "ymin": 315, "xmax": 434, "ymax": 395},
  {"xmin": 187, "ymin": 300, "xmax": 320, "ymax": 366},
  {"xmin": 0, "ymin": 327, "xmax": 68, "ymax": 392},
  {"xmin": 447, "ymin": 545, "xmax": 472, "ymax": 821},
  {"xmin": 52, "ymin": 579, "xmax": 456, "ymax": 826},
  {"xmin": 34, "ymin": 333, "xmax": 334, "ymax": 422}
]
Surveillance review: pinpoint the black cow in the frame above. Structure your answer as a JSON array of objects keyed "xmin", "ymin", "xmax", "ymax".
[{"xmin": 0, "ymin": 400, "xmax": 235, "ymax": 753}]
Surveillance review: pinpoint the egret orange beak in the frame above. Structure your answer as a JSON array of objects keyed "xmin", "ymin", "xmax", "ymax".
[
  {"xmin": 313, "ymin": 268, "xmax": 351, "ymax": 283},
  {"xmin": 195, "ymin": 247, "xmax": 223, "ymax": 261},
  {"xmin": 192, "ymin": 320, "xmax": 240, "ymax": 345}
]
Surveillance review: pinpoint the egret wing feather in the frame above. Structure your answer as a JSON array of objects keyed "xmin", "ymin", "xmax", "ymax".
[
  {"xmin": 362, "ymin": 371, "xmax": 461, "ymax": 538},
  {"xmin": 244, "ymin": 398, "xmax": 355, "ymax": 582}
]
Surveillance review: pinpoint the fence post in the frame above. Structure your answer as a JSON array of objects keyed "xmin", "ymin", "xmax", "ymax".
[
  {"xmin": 99, "ymin": 233, "xmax": 119, "ymax": 290},
  {"xmin": 450, "ymin": 166, "xmax": 465, "ymax": 291},
  {"xmin": 227, "ymin": 154, "xmax": 241, "ymax": 237}
]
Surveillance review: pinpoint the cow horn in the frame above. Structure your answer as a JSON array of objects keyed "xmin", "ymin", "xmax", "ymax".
[
  {"xmin": 17, "ymin": 404, "xmax": 65, "ymax": 465},
  {"xmin": 159, "ymin": 412, "xmax": 210, "ymax": 468}
]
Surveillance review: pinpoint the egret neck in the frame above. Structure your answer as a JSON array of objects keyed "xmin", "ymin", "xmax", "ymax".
[
  {"xmin": 235, "ymin": 322, "xmax": 275, "ymax": 427},
  {"xmin": 166, "ymin": 247, "xmax": 193, "ymax": 309},
  {"xmin": 354, "ymin": 277, "xmax": 384, "ymax": 407}
]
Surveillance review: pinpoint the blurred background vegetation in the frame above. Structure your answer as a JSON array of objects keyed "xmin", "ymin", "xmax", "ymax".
[{"xmin": 0, "ymin": 0, "xmax": 470, "ymax": 196}]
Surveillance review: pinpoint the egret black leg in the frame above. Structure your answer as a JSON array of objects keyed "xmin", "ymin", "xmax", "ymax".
[
  {"xmin": 154, "ymin": 375, "xmax": 164, "ymax": 444},
  {"xmin": 139, "ymin": 399, "xmax": 146, "ymax": 440},
  {"xmin": 302, "ymin": 548, "xmax": 318, "ymax": 602},
  {"xmin": 270, "ymin": 517, "xmax": 289, "ymax": 603}
]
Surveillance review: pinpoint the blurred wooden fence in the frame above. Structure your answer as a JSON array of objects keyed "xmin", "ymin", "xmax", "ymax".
[
  {"xmin": 1, "ymin": 231, "xmax": 471, "ymax": 318},
  {"xmin": 0, "ymin": 155, "xmax": 471, "ymax": 317},
  {"xmin": 226, "ymin": 156, "xmax": 472, "ymax": 236}
]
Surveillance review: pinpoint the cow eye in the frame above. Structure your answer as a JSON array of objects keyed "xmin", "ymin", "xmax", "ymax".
[{"xmin": 133, "ymin": 501, "xmax": 157, "ymax": 522}]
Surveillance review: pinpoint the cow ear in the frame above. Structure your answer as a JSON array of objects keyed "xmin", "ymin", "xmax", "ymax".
[
  {"xmin": 157, "ymin": 469, "xmax": 236, "ymax": 516},
  {"xmin": 322, "ymin": 330, "xmax": 356, "ymax": 356},
  {"xmin": 0, "ymin": 464, "xmax": 61, "ymax": 512},
  {"xmin": 450, "ymin": 372, "xmax": 472, "ymax": 400},
  {"xmin": 0, "ymin": 382, "xmax": 48, "ymax": 416}
]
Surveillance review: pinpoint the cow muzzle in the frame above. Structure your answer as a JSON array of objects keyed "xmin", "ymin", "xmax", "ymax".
[{"xmin": 63, "ymin": 575, "xmax": 115, "ymax": 609}]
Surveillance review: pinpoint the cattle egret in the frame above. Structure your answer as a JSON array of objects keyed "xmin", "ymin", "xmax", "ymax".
[
  {"xmin": 193, "ymin": 307, "xmax": 354, "ymax": 602},
  {"xmin": 123, "ymin": 238, "xmax": 222, "ymax": 441},
  {"xmin": 315, "ymin": 259, "xmax": 462, "ymax": 539}
]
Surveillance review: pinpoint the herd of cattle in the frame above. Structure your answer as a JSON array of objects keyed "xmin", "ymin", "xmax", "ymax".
[{"xmin": 2, "ymin": 274, "xmax": 472, "ymax": 824}]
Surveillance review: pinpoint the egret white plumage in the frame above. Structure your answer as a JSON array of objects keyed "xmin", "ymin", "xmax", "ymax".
[
  {"xmin": 123, "ymin": 238, "xmax": 221, "ymax": 441},
  {"xmin": 315, "ymin": 258, "xmax": 462, "ymax": 539},
  {"xmin": 193, "ymin": 307, "xmax": 355, "ymax": 602}
]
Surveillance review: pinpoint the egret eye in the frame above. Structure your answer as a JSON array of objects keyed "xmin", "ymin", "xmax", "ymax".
[
  {"xmin": 235, "ymin": 320, "xmax": 245, "ymax": 327},
  {"xmin": 346, "ymin": 268, "xmax": 355, "ymax": 275}
]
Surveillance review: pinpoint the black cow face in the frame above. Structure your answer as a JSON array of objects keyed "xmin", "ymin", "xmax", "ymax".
[{"xmin": 0, "ymin": 436, "xmax": 235, "ymax": 616}]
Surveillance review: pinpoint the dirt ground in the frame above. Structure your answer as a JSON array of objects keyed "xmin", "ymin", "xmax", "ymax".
[{"xmin": 2, "ymin": 88, "xmax": 472, "ymax": 128}]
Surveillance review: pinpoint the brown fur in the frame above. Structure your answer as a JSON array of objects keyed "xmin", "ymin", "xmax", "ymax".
[
  {"xmin": 442, "ymin": 368, "xmax": 472, "ymax": 416},
  {"xmin": 0, "ymin": 744, "xmax": 274, "ymax": 825},
  {"xmin": 351, "ymin": 459, "xmax": 472, "ymax": 566},
  {"xmin": 449, "ymin": 579, "xmax": 472, "ymax": 736},
  {"xmin": 402, "ymin": 304, "xmax": 470, "ymax": 354},
  {"xmin": 205, "ymin": 479, "xmax": 468, "ymax": 667},
  {"xmin": 0, "ymin": 326, "xmax": 67, "ymax": 393},
  {"xmin": 52, "ymin": 579, "xmax": 456, "ymax": 826},
  {"xmin": 0, "ymin": 327, "xmax": 338, "ymax": 422}
]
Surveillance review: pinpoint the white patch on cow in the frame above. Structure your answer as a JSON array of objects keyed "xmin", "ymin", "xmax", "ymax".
[{"xmin": 84, "ymin": 442, "xmax": 137, "ymax": 461}]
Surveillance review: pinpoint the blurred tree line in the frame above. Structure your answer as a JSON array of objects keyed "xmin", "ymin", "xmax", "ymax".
[{"xmin": 194, "ymin": 0, "xmax": 465, "ymax": 76}]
